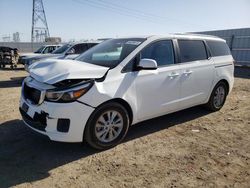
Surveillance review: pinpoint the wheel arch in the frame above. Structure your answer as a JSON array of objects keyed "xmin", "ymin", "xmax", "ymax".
[
  {"xmin": 87, "ymin": 98, "xmax": 134, "ymax": 126},
  {"xmin": 83, "ymin": 98, "xmax": 134, "ymax": 144},
  {"xmin": 101, "ymin": 98, "xmax": 134, "ymax": 125},
  {"xmin": 216, "ymin": 79, "xmax": 230, "ymax": 95},
  {"xmin": 206, "ymin": 78, "xmax": 230, "ymax": 104}
]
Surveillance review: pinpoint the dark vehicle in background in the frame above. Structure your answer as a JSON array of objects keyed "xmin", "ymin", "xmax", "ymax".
[
  {"xmin": 24, "ymin": 41, "xmax": 101, "ymax": 71},
  {"xmin": 0, "ymin": 46, "xmax": 19, "ymax": 69}
]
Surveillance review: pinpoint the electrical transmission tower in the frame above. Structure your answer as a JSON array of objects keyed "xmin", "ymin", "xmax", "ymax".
[{"xmin": 31, "ymin": 0, "xmax": 50, "ymax": 43}]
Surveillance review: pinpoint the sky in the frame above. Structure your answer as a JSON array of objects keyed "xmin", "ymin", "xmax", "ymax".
[{"xmin": 0, "ymin": 0, "xmax": 249, "ymax": 42}]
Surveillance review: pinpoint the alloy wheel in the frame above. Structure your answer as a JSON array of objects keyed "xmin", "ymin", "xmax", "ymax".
[{"xmin": 95, "ymin": 110, "xmax": 124, "ymax": 143}]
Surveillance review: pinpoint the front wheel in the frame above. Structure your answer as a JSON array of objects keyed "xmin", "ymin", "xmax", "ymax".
[
  {"xmin": 84, "ymin": 102, "xmax": 130, "ymax": 150},
  {"xmin": 206, "ymin": 82, "xmax": 228, "ymax": 111}
]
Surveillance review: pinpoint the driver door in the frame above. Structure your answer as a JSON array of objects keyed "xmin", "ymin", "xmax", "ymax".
[{"xmin": 134, "ymin": 40, "xmax": 182, "ymax": 121}]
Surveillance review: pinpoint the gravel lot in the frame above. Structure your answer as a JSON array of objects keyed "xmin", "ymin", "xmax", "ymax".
[{"xmin": 0, "ymin": 66, "xmax": 249, "ymax": 188}]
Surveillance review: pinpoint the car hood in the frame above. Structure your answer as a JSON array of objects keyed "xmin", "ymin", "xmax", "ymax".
[
  {"xmin": 20, "ymin": 52, "xmax": 35, "ymax": 56},
  {"xmin": 29, "ymin": 59, "xmax": 109, "ymax": 84},
  {"xmin": 63, "ymin": 54, "xmax": 79, "ymax": 59},
  {"xmin": 27, "ymin": 54, "xmax": 62, "ymax": 60},
  {"xmin": 20, "ymin": 53, "xmax": 43, "ymax": 58}
]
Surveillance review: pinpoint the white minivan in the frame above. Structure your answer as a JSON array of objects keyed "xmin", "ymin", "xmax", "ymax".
[{"xmin": 20, "ymin": 34, "xmax": 234, "ymax": 149}]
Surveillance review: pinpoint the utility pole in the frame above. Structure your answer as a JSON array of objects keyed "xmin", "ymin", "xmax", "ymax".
[{"xmin": 31, "ymin": 0, "xmax": 50, "ymax": 45}]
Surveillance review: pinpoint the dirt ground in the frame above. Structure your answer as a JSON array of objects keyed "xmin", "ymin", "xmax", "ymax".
[{"xmin": 0, "ymin": 66, "xmax": 249, "ymax": 188}]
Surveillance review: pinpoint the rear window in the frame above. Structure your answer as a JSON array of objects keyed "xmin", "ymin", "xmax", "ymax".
[
  {"xmin": 178, "ymin": 40, "xmax": 208, "ymax": 62},
  {"xmin": 206, "ymin": 40, "xmax": 231, "ymax": 57}
]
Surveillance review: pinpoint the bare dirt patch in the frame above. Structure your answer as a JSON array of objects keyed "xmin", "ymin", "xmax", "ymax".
[{"xmin": 0, "ymin": 66, "xmax": 249, "ymax": 187}]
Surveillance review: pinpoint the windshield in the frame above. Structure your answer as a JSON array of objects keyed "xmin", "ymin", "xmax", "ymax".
[
  {"xmin": 52, "ymin": 44, "xmax": 72, "ymax": 54},
  {"xmin": 75, "ymin": 38, "xmax": 146, "ymax": 68},
  {"xmin": 34, "ymin": 46, "xmax": 45, "ymax": 53}
]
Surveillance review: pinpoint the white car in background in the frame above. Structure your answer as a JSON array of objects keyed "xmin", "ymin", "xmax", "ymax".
[
  {"xmin": 20, "ymin": 34, "xmax": 234, "ymax": 149},
  {"xmin": 19, "ymin": 44, "xmax": 62, "ymax": 64},
  {"xmin": 23, "ymin": 42, "xmax": 101, "ymax": 71}
]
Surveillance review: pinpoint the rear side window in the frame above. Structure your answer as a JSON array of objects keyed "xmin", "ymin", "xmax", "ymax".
[
  {"xmin": 141, "ymin": 40, "xmax": 174, "ymax": 67},
  {"xmin": 178, "ymin": 40, "xmax": 208, "ymax": 62},
  {"xmin": 206, "ymin": 40, "xmax": 231, "ymax": 57}
]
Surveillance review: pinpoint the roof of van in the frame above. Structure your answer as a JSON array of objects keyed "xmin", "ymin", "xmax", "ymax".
[
  {"xmin": 173, "ymin": 33, "xmax": 224, "ymax": 41},
  {"xmin": 117, "ymin": 34, "xmax": 225, "ymax": 42},
  {"xmin": 43, "ymin": 44, "xmax": 62, "ymax": 47},
  {"xmin": 67, "ymin": 41, "xmax": 103, "ymax": 45}
]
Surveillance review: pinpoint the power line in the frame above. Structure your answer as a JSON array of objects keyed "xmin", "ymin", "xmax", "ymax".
[
  {"xmin": 94, "ymin": 0, "xmax": 171, "ymax": 23},
  {"xmin": 72, "ymin": 0, "xmax": 166, "ymax": 25},
  {"xmin": 72, "ymin": 0, "xmax": 207, "ymax": 29},
  {"xmin": 96, "ymin": 0, "xmax": 204, "ymax": 27}
]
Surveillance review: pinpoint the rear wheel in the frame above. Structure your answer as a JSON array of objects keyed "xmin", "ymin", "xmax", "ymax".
[
  {"xmin": 84, "ymin": 102, "xmax": 130, "ymax": 150},
  {"xmin": 206, "ymin": 82, "xmax": 228, "ymax": 111}
]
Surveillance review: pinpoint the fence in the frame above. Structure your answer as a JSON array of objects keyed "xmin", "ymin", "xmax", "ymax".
[
  {"xmin": 2, "ymin": 28, "xmax": 250, "ymax": 66},
  {"xmin": 0, "ymin": 42, "xmax": 55, "ymax": 53},
  {"xmin": 196, "ymin": 28, "xmax": 250, "ymax": 66}
]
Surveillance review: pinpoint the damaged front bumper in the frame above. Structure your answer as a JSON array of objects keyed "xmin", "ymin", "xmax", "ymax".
[{"xmin": 19, "ymin": 95, "xmax": 94, "ymax": 143}]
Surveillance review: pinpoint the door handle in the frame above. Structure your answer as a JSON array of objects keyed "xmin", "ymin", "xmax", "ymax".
[
  {"xmin": 183, "ymin": 70, "xmax": 193, "ymax": 76},
  {"xmin": 168, "ymin": 72, "xmax": 179, "ymax": 79}
]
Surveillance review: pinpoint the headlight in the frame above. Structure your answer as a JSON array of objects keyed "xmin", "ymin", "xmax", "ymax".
[
  {"xmin": 24, "ymin": 59, "xmax": 32, "ymax": 66},
  {"xmin": 32, "ymin": 58, "xmax": 41, "ymax": 62},
  {"xmin": 45, "ymin": 82, "xmax": 93, "ymax": 102}
]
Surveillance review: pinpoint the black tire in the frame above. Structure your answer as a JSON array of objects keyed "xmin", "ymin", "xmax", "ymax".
[
  {"xmin": 205, "ymin": 81, "xmax": 228, "ymax": 111},
  {"xmin": 84, "ymin": 102, "xmax": 130, "ymax": 150}
]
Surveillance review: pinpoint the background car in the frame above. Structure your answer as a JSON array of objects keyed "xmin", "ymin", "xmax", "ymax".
[
  {"xmin": 23, "ymin": 41, "xmax": 101, "ymax": 71},
  {"xmin": 19, "ymin": 44, "xmax": 62, "ymax": 64}
]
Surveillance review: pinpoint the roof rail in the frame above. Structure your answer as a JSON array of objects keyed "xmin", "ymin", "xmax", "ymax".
[{"xmin": 174, "ymin": 32, "xmax": 220, "ymax": 39}]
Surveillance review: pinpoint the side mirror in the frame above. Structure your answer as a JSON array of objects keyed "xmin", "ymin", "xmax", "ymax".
[{"xmin": 138, "ymin": 58, "xmax": 157, "ymax": 70}]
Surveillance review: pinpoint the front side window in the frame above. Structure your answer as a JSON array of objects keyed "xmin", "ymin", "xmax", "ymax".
[
  {"xmin": 76, "ymin": 38, "xmax": 145, "ymax": 68},
  {"xmin": 43, "ymin": 46, "xmax": 55, "ymax": 53},
  {"xmin": 141, "ymin": 40, "xmax": 175, "ymax": 67},
  {"xmin": 73, "ymin": 44, "xmax": 89, "ymax": 54},
  {"xmin": 43, "ymin": 47, "xmax": 49, "ymax": 53},
  {"xmin": 178, "ymin": 40, "xmax": 208, "ymax": 63}
]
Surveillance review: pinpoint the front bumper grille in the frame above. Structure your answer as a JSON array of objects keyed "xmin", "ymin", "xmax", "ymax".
[
  {"xmin": 19, "ymin": 107, "xmax": 47, "ymax": 132},
  {"xmin": 23, "ymin": 82, "xmax": 42, "ymax": 105},
  {"xmin": 19, "ymin": 58, "xmax": 25, "ymax": 65}
]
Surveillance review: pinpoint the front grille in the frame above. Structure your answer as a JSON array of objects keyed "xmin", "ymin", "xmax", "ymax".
[
  {"xmin": 23, "ymin": 83, "xmax": 41, "ymax": 105},
  {"xmin": 19, "ymin": 58, "xmax": 25, "ymax": 65}
]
